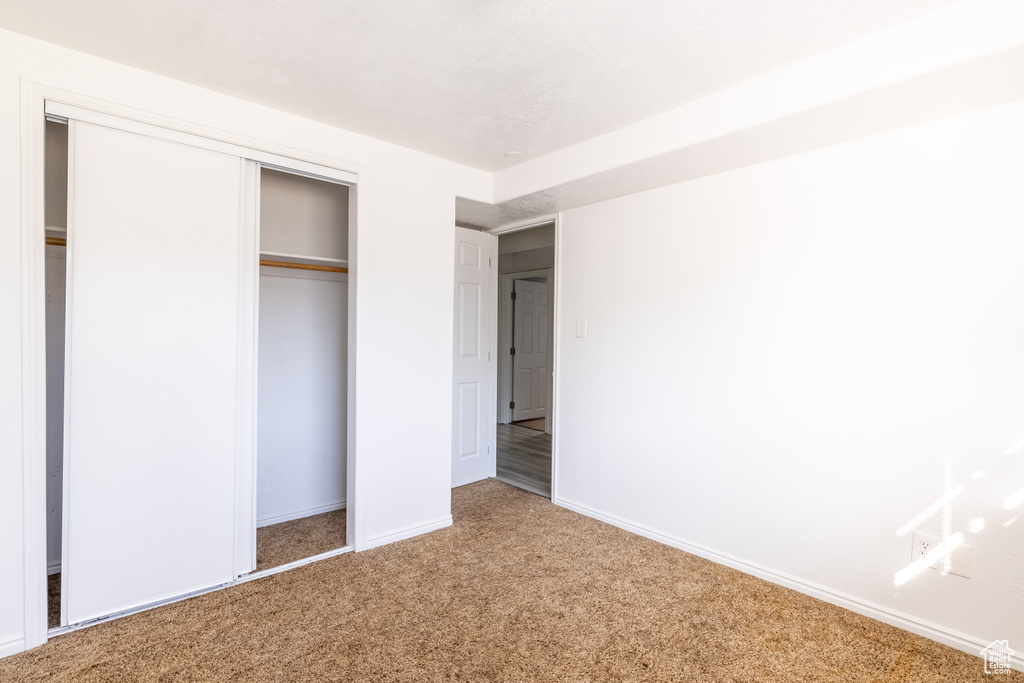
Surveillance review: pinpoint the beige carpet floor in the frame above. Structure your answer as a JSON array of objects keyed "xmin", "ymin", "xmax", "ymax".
[
  {"xmin": 257, "ymin": 508, "xmax": 347, "ymax": 571},
  {"xmin": 47, "ymin": 573, "xmax": 60, "ymax": 629},
  {"xmin": 3, "ymin": 480, "xmax": 1015, "ymax": 682},
  {"xmin": 45, "ymin": 509, "xmax": 348, "ymax": 629}
]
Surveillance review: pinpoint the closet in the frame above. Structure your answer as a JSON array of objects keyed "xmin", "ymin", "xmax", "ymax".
[
  {"xmin": 44, "ymin": 120, "xmax": 68, "ymax": 629},
  {"xmin": 42, "ymin": 104, "xmax": 353, "ymax": 632},
  {"xmin": 255, "ymin": 168, "xmax": 349, "ymax": 570}
]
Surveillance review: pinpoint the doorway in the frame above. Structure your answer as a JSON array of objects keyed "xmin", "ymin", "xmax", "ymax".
[
  {"xmin": 450, "ymin": 220, "xmax": 557, "ymax": 499},
  {"xmin": 501, "ymin": 273, "xmax": 551, "ymax": 430},
  {"xmin": 494, "ymin": 225, "xmax": 555, "ymax": 498}
]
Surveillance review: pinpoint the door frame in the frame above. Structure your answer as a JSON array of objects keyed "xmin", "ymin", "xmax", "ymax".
[
  {"xmin": 498, "ymin": 268, "xmax": 552, "ymax": 427},
  {"xmin": 487, "ymin": 217, "xmax": 560, "ymax": 492},
  {"xmin": 19, "ymin": 79, "xmax": 367, "ymax": 650}
]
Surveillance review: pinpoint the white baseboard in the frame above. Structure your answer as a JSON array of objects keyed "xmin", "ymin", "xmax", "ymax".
[
  {"xmin": 256, "ymin": 500, "xmax": 345, "ymax": 528},
  {"xmin": 365, "ymin": 515, "xmax": 453, "ymax": 550},
  {"xmin": 0, "ymin": 636, "xmax": 26, "ymax": 659},
  {"xmin": 553, "ymin": 495, "xmax": 1023, "ymax": 673},
  {"xmin": 47, "ymin": 560, "xmax": 60, "ymax": 575}
]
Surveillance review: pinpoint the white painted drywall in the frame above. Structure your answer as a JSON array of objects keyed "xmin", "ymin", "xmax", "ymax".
[
  {"xmin": 0, "ymin": 27, "xmax": 489, "ymax": 654},
  {"xmin": 497, "ymin": 224, "xmax": 554, "ymax": 254},
  {"xmin": 44, "ymin": 247, "xmax": 65, "ymax": 574},
  {"xmin": 260, "ymin": 169, "xmax": 348, "ymax": 260},
  {"xmin": 556, "ymin": 98, "xmax": 1024, "ymax": 657},
  {"xmin": 495, "ymin": 0, "xmax": 1024, "ymax": 204},
  {"xmin": 44, "ymin": 121, "xmax": 67, "ymax": 230},
  {"xmin": 257, "ymin": 269, "xmax": 347, "ymax": 527},
  {"xmin": 497, "ymin": 224, "xmax": 555, "ymax": 275}
]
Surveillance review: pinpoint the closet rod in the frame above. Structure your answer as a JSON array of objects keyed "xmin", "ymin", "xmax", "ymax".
[
  {"xmin": 260, "ymin": 259, "xmax": 348, "ymax": 274},
  {"xmin": 44, "ymin": 240, "xmax": 347, "ymax": 274}
]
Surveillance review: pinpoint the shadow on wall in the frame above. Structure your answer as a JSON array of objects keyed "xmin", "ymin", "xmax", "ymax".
[{"xmin": 893, "ymin": 432, "xmax": 1024, "ymax": 586}]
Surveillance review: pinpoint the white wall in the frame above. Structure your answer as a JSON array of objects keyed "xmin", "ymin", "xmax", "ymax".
[
  {"xmin": 260, "ymin": 169, "xmax": 348, "ymax": 260},
  {"xmin": 44, "ymin": 121, "xmax": 67, "ymax": 230},
  {"xmin": 44, "ymin": 247, "xmax": 65, "ymax": 573},
  {"xmin": 0, "ymin": 27, "xmax": 490, "ymax": 655},
  {"xmin": 498, "ymin": 223, "xmax": 554, "ymax": 255},
  {"xmin": 556, "ymin": 98, "xmax": 1024, "ymax": 658},
  {"xmin": 257, "ymin": 269, "xmax": 347, "ymax": 527},
  {"xmin": 43, "ymin": 122, "xmax": 67, "ymax": 575}
]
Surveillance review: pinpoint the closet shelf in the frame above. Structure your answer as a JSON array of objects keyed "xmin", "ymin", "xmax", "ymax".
[
  {"xmin": 259, "ymin": 251, "xmax": 348, "ymax": 274},
  {"xmin": 259, "ymin": 251, "xmax": 347, "ymax": 266}
]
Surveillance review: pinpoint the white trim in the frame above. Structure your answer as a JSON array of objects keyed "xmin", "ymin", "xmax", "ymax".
[
  {"xmin": 498, "ymin": 276, "xmax": 514, "ymax": 424},
  {"xmin": 364, "ymin": 515, "xmax": 453, "ymax": 550},
  {"xmin": 45, "ymin": 101, "xmax": 358, "ymax": 186},
  {"xmin": 233, "ymin": 159, "xmax": 259, "ymax": 578},
  {"xmin": 240, "ymin": 545, "xmax": 352, "ymax": 581},
  {"xmin": 47, "ymin": 546, "xmax": 354, "ymax": 638},
  {"xmin": 347, "ymin": 179, "xmax": 365, "ymax": 551},
  {"xmin": 30, "ymin": 81, "xmax": 366, "ymax": 180},
  {"xmin": 256, "ymin": 501, "xmax": 346, "ymax": 528},
  {"xmin": 249, "ymin": 164, "xmax": 262, "ymax": 579},
  {"xmin": 58, "ymin": 119, "xmax": 78, "ymax": 629},
  {"xmin": 0, "ymin": 637, "xmax": 27, "ymax": 659},
  {"xmin": 552, "ymin": 495, "xmax": 1023, "ymax": 673},
  {"xmin": 549, "ymin": 213, "xmax": 561, "ymax": 488},
  {"xmin": 487, "ymin": 216, "xmax": 557, "ymax": 236},
  {"xmin": 488, "ymin": 237, "xmax": 499, "ymax": 476},
  {"xmin": 21, "ymin": 76, "xmax": 50, "ymax": 652}
]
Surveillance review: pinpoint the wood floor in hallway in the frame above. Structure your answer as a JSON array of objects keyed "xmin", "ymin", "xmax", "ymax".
[{"xmin": 496, "ymin": 422, "xmax": 551, "ymax": 498}]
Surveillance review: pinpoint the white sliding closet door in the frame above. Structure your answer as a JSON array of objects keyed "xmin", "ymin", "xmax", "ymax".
[{"xmin": 62, "ymin": 120, "xmax": 246, "ymax": 625}]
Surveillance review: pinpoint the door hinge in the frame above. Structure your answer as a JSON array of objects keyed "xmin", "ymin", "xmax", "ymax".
[
  {"xmin": 510, "ymin": 347, "xmax": 516, "ymax": 355},
  {"xmin": 510, "ymin": 401, "xmax": 515, "ymax": 409},
  {"xmin": 511, "ymin": 291, "xmax": 517, "ymax": 300}
]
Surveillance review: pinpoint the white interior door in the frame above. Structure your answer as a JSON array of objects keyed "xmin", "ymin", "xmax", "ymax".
[
  {"xmin": 452, "ymin": 227, "xmax": 497, "ymax": 488},
  {"xmin": 61, "ymin": 119, "xmax": 247, "ymax": 625},
  {"xmin": 511, "ymin": 279, "xmax": 549, "ymax": 422}
]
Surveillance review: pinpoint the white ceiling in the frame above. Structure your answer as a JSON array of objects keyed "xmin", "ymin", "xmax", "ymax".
[{"xmin": 0, "ymin": 0, "xmax": 959, "ymax": 172}]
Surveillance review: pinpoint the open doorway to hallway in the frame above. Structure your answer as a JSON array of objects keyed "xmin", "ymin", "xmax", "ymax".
[{"xmin": 496, "ymin": 223, "xmax": 554, "ymax": 498}]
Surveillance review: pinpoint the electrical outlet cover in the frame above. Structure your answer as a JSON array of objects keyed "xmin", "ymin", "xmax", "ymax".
[{"xmin": 912, "ymin": 532, "xmax": 972, "ymax": 579}]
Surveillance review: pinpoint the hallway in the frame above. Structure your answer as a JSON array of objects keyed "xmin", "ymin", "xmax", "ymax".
[{"xmin": 495, "ymin": 423, "xmax": 551, "ymax": 498}]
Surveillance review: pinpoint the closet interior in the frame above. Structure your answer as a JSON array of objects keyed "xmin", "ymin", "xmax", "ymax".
[
  {"xmin": 44, "ymin": 120, "xmax": 68, "ymax": 630},
  {"xmin": 255, "ymin": 168, "xmax": 349, "ymax": 571},
  {"xmin": 44, "ymin": 120, "xmax": 350, "ymax": 630}
]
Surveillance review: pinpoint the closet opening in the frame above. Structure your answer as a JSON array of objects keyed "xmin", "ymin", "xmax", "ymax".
[
  {"xmin": 44, "ymin": 118, "xmax": 68, "ymax": 630},
  {"xmin": 255, "ymin": 167, "xmax": 350, "ymax": 571},
  {"xmin": 41, "ymin": 102, "xmax": 357, "ymax": 637}
]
